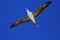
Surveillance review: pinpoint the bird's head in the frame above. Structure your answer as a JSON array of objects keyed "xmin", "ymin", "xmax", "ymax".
[{"xmin": 25, "ymin": 8, "xmax": 30, "ymax": 13}]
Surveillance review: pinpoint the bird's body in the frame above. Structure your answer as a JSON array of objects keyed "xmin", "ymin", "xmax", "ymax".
[{"xmin": 25, "ymin": 8, "xmax": 38, "ymax": 27}]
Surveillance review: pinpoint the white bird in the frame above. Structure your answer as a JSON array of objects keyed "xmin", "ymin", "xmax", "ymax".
[
  {"xmin": 10, "ymin": 1, "xmax": 52, "ymax": 28},
  {"xmin": 25, "ymin": 8, "xmax": 38, "ymax": 27}
]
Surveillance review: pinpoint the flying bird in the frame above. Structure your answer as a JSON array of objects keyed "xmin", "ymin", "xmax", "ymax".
[{"xmin": 10, "ymin": 1, "xmax": 52, "ymax": 28}]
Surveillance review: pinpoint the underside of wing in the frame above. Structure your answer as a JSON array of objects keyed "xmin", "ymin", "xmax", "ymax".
[
  {"xmin": 33, "ymin": 1, "xmax": 52, "ymax": 17},
  {"xmin": 10, "ymin": 16, "xmax": 30, "ymax": 28}
]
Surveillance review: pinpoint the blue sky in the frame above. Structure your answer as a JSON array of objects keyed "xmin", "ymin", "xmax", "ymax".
[{"xmin": 0, "ymin": 0, "xmax": 60, "ymax": 40}]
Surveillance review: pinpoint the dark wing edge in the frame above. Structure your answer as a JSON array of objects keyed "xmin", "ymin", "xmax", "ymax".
[
  {"xmin": 33, "ymin": 1, "xmax": 52, "ymax": 17},
  {"xmin": 10, "ymin": 16, "xmax": 30, "ymax": 28},
  {"xmin": 10, "ymin": 1, "xmax": 52, "ymax": 28}
]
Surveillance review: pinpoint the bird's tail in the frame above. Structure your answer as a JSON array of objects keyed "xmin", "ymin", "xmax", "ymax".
[{"xmin": 34, "ymin": 22, "xmax": 38, "ymax": 27}]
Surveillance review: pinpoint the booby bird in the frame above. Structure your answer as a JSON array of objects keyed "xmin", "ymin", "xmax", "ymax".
[
  {"xmin": 25, "ymin": 8, "xmax": 38, "ymax": 27},
  {"xmin": 10, "ymin": 1, "xmax": 52, "ymax": 28}
]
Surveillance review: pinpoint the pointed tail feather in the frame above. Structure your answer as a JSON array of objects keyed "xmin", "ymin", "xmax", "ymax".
[{"xmin": 34, "ymin": 22, "xmax": 38, "ymax": 27}]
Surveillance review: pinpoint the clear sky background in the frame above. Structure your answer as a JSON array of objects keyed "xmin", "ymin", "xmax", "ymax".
[{"xmin": 0, "ymin": 0, "xmax": 60, "ymax": 40}]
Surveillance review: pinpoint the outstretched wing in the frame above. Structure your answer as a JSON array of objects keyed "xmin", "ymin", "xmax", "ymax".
[
  {"xmin": 10, "ymin": 16, "xmax": 30, "ymax": 28},
  {"xmin": 10, "ymin": 1, "xmax": 52, "ymax": 28},
  {"xmin": 33, "ymin": 1, "xmax": 52, "ymax": 17}
]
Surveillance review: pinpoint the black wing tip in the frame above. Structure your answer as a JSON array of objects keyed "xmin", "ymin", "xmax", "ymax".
[
  {"xmin": 10, "ymin": 24, "xmax": 14, "ymax": 28},
  {"xmin": 10, "ymin": 23, "xmax": 16, "ymax": 28},
  {"xmin": 47, "ymin": 1, "xmax": 52, "ymax": 4},
  {"xmin": 43, "ymin": 1, "xmax": 52, "ymax": 8}
]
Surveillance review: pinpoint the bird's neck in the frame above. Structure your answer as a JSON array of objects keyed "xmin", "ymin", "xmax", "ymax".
[{"xmin": 26, "ymin": 9, "xmax": 30, "ymax": 13}]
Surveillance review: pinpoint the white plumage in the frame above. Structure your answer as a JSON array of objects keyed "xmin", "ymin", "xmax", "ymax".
[{"xmin": 25, "ymin": 8, "xmax": 38, "ymax": 27}]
